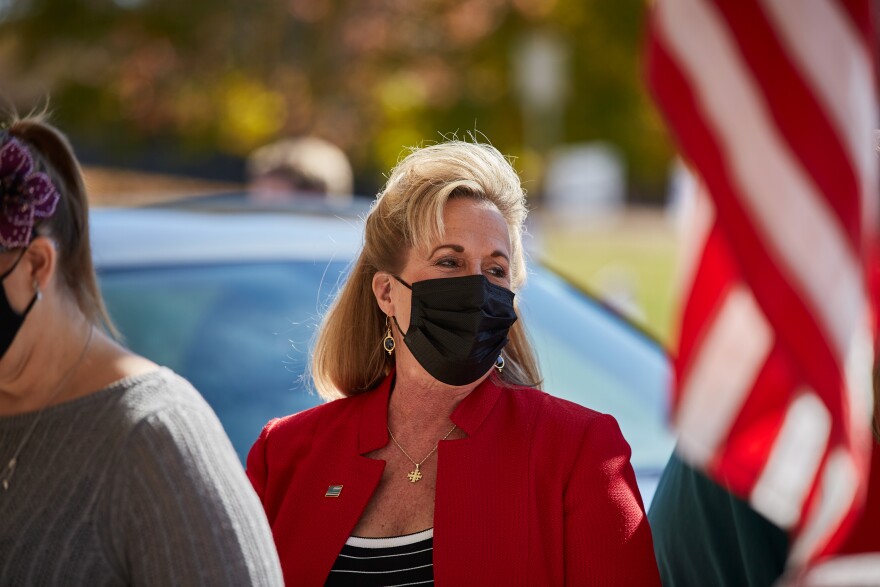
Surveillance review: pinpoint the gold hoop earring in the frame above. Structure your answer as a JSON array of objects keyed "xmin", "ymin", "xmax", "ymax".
[
  {"xmin": 383, "ymin": 316, "xmax": 395, "ymax": 355},
  {"xmin": 494, "ymin": 354, "xmax": 505, "ymax": 373}
]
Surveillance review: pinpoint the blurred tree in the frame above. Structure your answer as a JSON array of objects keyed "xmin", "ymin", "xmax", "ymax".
[{"xmin": 0, "ymin": 0, "xmax": 672, "ymax": 198}]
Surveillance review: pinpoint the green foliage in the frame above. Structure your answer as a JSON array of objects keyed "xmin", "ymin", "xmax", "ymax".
[{"xmin": 1, "ymin": 0, "xmax": 673, "ymax": 195}]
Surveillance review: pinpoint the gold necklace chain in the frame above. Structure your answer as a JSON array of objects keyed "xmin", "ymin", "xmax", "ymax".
[
  {"xmin": 387, "ymin": 423, "xmax": 457, "ymax": 484},
  {"xmin": 1, "ymin": 325, "xmax": 94, "ymax": 491}
]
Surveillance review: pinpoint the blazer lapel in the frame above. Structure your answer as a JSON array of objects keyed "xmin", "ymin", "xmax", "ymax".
[
  {"xmin": 434, "ymin": 376, "xmax": 531, "ymax": 585},
  {"xmin": 279, "ymin": 451, "xmax": 384, "ymax": 585},
  {"xmin": 276, "ymin": 377, "xmax": 394, "ymax": 585}
]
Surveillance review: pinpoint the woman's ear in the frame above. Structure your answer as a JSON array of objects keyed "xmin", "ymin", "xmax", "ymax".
[
  {"xmin": 24, "ymin": 236, "xmax": 57, "ymax": 292},
  {"xmin": 371, "ymin": 271, "xmax": 395, "ymax": 317}
]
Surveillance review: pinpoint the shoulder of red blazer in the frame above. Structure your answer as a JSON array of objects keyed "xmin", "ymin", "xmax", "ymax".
[
  {"xmin": 497, "ymin": 383, "xmax": 614, "ymax": 440},
  {"xmin": 481, "ymin": 384, "xmax": 628, "ymax": 483},
  {"xmin": 246, "ymin": 391, "xmax": 374, "ymax": 511},
  {"xmin": 538, "ymin": 393, "xmax": 633, "ymax": 474},
  {"xmin": 260, "ymin": 391, "xmax": 373, "ymax": 458}
]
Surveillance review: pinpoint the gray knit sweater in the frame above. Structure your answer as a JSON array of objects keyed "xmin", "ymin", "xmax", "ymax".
[{"xmin": 0, "ymin": 368, "xmax": 283, "ymax": 586}]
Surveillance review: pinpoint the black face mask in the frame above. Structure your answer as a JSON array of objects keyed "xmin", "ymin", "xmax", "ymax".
[
  {"xmin": 0, "ymin": 250, "xmax": 38, "ymax": 360},
  {"xmin": 392, "ymin": 274, "xmax": 518, "ymax": 386}
]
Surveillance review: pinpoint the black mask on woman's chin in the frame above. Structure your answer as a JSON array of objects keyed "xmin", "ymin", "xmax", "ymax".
[
  {"xmin": 392, "ymin": 274, "xmax": 518, "ymax": 386},
  {"xmin": 0, "ymin": 250, "xmax": 38, "ymax": 360}
]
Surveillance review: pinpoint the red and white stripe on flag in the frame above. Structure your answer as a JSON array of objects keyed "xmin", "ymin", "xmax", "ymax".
[{"xmin": 646, "ymin": 0, "xmax": 879, "ymax": 572}]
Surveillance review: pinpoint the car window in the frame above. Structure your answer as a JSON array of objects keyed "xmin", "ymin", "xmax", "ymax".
[
  {"xmin": 519, "ymin": 267, "xmax": 673, "ymax": 472},
  {"xmin": 100, "ymin": 261, "xmax": 349, "ymax": 457}
]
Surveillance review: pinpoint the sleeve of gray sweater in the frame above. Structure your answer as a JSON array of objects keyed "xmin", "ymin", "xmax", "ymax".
[{"xmin": 103, "ymin": 378, "xmax": 284, "ymax": 586}]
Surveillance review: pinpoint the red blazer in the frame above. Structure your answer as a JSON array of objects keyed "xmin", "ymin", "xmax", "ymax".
[{"xmin": 247, "ymin": 373, "xmax": 660, "ymax": 586}]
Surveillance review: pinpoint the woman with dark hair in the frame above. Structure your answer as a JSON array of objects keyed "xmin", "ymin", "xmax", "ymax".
[{"xmin": 0, "ymin": 115, "xmax": 283, "ymax": 585}]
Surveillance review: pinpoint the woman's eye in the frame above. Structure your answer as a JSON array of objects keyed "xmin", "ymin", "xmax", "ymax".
[
  {"xmin": 436, "ymin": 257, "xmax": 460, "ymax": 268},
  {"xmin": 488, "ymin": 266, "xmax": 507, "ymax": 278}
]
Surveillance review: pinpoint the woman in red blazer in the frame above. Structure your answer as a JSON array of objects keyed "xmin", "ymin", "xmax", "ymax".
[{"xmin": 247, "ymin": 140, "xmax": 660, "ymax": 586}]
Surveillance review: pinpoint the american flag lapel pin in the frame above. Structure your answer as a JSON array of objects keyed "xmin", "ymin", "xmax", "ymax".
[{"xmin": 325, "ymin": 485, "xmax": 343, "ymax": 498}]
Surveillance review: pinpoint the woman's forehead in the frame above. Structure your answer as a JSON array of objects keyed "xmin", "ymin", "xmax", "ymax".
[{"xmin": 415, "ymin": 199, "xmax": 510, "ymax": 254}]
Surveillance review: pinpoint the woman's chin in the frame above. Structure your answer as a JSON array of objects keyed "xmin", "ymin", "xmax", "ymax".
[{"xmin": 395, "ymin": 358, "xmax": 492, "ymax": 393}]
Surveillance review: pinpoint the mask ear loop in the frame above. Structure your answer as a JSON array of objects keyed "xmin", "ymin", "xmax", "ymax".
[
  {"xmin": 0, "ymin": 248, "xmax": 40, "ymax": 317},
  {"xmin": 391, "ymin": 315, "xmax": 408, "ymax": 338},
  {"xmin": 19, "ymin": 287, "xmax": 40, "ymax": 317},
  {"xmin": 392, "ymin": 275, "xmax": 412, "ymax": 289},
  {"xmin": 389, "ymin": 275, "xmax": 411, "ymax": 338},
  {"xmin": 0, "ymin": 248, "xmax": 27, "ymax": 281},
  {"xmin": 25, "ymin": 241, "xmax": 43, "ymax": 313}
]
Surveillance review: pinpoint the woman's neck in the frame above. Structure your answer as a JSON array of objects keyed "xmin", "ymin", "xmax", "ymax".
[
  {"xmin": 0, "ymin": 308, "xmax": 95, "ymax": 416},
  {"xmin": 386, "ymin": 361, "xmax": 485, "ymax": 447}
]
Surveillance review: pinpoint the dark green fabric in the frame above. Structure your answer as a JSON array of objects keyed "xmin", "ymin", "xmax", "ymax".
[{"xmin": 648, "ymin": 451, "xmax": 789, "ymax": 587}]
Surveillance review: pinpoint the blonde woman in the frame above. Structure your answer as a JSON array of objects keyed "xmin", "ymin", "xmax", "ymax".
[
  {"xmin": 0, "ymin": 115, "xmax": 283, "ymax": 585},
  {"xmin": 248, "ymin": 141, "xmax": 660, "ymax": 586}
]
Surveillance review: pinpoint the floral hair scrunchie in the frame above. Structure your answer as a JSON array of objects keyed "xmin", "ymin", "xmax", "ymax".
[{"xmin": 0, "ymin": 135, "xmax": 60, "ymax": 250}]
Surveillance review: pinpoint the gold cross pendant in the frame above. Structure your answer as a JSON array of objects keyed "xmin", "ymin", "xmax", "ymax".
[{"xmin": 407, "ymin": 464, "xmax": 423, "ymax": 483}]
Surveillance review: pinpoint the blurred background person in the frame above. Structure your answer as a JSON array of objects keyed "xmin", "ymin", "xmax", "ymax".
[
  {"xmin": 0, "ymin": 113, "xmax": 283, "ymax": 585},
  {"xmin": 246, "ymin": 136, "xmax": 354, "ymax": 204}
]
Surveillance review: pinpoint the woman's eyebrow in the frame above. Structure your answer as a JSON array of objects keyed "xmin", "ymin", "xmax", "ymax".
[
  {"xmin": 428, "ymin": 244, "xmax": 509, "ymax": 263},
  {"xmin": 429, "ymin": 244, "xmax": 464, "ymax": 256}
]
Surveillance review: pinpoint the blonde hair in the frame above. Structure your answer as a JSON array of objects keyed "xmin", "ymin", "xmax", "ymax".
[
  {"xmin": 4, "ymin": 112, "xmax": 117, "ymax": 336},
  {"xmin": 312, "ymin": 140, "xmax": 542, "ymax": 400}
]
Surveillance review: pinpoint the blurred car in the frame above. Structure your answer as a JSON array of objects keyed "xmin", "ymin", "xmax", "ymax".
[{"xmin": 90, "ymin": 197, "xmax": 674, "ymax": 503}]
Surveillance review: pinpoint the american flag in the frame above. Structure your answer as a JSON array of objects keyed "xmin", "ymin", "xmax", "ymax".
[{"xmin": 646, "ymin": 0, "xmax": 879, "ymax": 577}]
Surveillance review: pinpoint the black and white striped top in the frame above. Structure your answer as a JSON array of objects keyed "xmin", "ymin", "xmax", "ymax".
[{"xmin": 325, "ymin": 528, "xmax": 434, "ymax": 586}]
